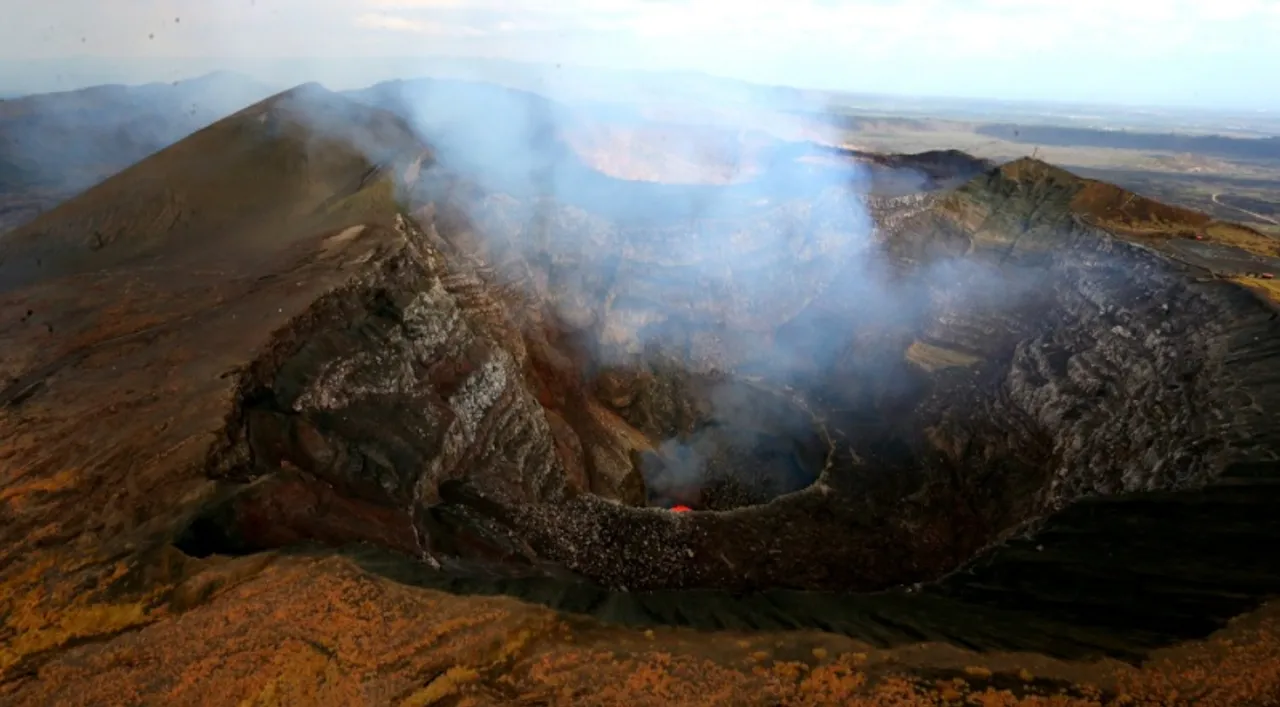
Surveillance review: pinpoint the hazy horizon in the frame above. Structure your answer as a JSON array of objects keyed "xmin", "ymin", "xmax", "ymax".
[
  {"xmin": 2, "ymin": 0, "xmax": 1279, "ymax": 112},
  {"xmin": 2, "ymin": 55, "xmax": 1277, "ymax": 120}
]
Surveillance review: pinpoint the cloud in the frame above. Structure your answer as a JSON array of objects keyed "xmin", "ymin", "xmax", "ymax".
[
  {"xmin": 6, "ymin": 0, "xmax": 1279, "ymax": 63},
  {"xmin": 354, "ymin": 12, "xmax": 486, "ymax": 36},
  {"xmin": 342, "ymin": 0, "xmax": 1280, "ymax": 63}
]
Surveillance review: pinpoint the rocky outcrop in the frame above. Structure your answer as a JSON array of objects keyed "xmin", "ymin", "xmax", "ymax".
[{"xmin": 209, "ymin": 218, "xmax": 570, "ymax": 509}]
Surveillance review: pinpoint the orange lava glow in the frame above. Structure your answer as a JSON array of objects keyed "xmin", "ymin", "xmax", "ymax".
[{"xmin": 670, "ymin": 505, "xmax": 693, "ymax": 513}]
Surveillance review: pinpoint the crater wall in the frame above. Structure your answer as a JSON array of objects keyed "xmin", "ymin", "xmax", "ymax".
[{"xmin": 183, "ymin": 161, "xmax": 1280, "ymax": 659}]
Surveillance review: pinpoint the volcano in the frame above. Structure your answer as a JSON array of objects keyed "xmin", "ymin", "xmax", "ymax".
[{"xmin": 2, "ymin": 82, "xmax": 1280, "ymax": 705}]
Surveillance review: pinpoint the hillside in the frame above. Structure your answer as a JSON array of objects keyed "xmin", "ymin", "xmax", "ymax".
[
  {"xmin": 0, "ymin": 85, "xmax": 1279, "ymax": 706},
  {"xmin": 910, "ymin": 158, "xmax": 1280, "ymax": 286},
  {"xmin": 0, "ymin": 83, "xmax": 427, "ymax": 292},
  {"xmin": 0, "ymin": 72, "xmax": 276, "ymax": 232}
]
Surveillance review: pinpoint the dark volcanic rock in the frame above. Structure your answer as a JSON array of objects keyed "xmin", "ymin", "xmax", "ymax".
[{"xmin": 208, "ymin": 221, "xmax": 571, "ymax": 510}]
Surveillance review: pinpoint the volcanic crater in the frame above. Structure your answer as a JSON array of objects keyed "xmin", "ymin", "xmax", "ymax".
[
  {"xmin": 4, "ymin": 84, "xmax": 1280, "ymax": 679},
  {"xmin": 167, "ymin": 96, "xmax": 1280, "ymax": 659}
]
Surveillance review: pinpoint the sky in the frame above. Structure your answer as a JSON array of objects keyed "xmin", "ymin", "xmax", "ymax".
[{"xmin": 1, "ymin": 0, "xmax": 1279, "ymax": 109}]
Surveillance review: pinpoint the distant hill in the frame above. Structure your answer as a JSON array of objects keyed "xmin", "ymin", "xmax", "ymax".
[{"xmin": 0, "ymin": 71, "xmax": 278, "ymax": 232}]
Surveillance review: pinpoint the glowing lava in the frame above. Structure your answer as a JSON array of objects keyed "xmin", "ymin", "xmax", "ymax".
[{"xmin": 670, "ymin": 505, "xmax": 693, "ymax": 513}]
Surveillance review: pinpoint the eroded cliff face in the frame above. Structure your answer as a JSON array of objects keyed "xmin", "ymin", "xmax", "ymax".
[{"xmin": 213, "ymin": 224, "xmax": 567, "ymax": 505}]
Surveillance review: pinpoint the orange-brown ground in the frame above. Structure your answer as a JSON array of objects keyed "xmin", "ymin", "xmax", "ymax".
[
  {"xmin": 1232, "ymin": 274, "xmax": 1280, "ymax": 303},
  {"xmin": 1057, "ymin": 164, "xmax": 1279, "ymax": 259},
  {"xmin": 4, "ymin": 552, "xmax": 1280, "ymax": 706}
]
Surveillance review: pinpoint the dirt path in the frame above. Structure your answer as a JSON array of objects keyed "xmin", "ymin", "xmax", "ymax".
[{"xmin": 1212, "ymin": 192, "xmax": 1280, "ymax": 226}]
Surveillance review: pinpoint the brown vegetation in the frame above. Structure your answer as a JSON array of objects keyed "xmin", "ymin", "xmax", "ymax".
[
  {"xmin": 1068, "ymin": 180, "xmax": 1211, "ymax": 232},
  {"xmin": 6, "ymin": 553, "xmax": 1280, "ymax": 706}
]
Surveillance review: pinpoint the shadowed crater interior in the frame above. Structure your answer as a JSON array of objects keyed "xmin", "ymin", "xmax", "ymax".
[{"xmin": 620, "ymin": 377, "xmax": 828, "ymax": 511}]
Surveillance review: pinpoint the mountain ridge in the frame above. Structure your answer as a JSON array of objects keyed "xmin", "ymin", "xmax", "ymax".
[
  {"xmin": 0, "ymin": 71, "xmax": 279, "ymax": 233},
  {"xmin": 0, "ymin": 83, "xmax": 429, "ymax": 292}
]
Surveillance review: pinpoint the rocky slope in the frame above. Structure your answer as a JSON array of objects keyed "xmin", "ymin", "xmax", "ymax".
[{"xmin": 2, "ymin": 83, "xmax": 1279, "ymax": 705}]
